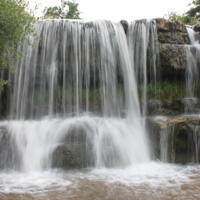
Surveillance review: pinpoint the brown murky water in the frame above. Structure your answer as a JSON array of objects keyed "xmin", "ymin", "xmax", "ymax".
[
  {"xmin": 1, "ymin": 180, "xmax": 200, "ymax": 200},
  {"xmin": 0, "ymin": 163, "xmax": 200, "ymax": 200}
]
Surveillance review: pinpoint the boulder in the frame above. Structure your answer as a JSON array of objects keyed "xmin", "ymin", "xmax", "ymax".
[
  {"xmin": 159, "ymin": 43, "xmax": 187, "ymax": 74},
  {"xmin": 155, "ymin": 18, "xmax": 190, "ymax": 44},
  {"xmin": 51, "ymin": 124, "xmax": 94, "ymax": 168},
  {"xmin": 158, "ymin": 43, "xmax": 200, "ymax": 81},
  {"xmin": 193, "ymin": 24, "xmax": 200, "ymax": 32},
  {"xmin": 51, "ymin": 143, "xmax": 90, "ymax": 168}
]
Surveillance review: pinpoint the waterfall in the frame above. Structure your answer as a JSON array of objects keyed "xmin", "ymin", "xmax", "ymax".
[
  {"xmin": 127, "ymin": 19, "xmax": 159, "ymax": 118},
  {"xmin": 10, "ymin": 20, "xmax": 142, "ymax": 120},
  {"xmin": 185, "ymin": 27, "xmax": 199, "ymax": 98},
  {"xmin": 190, "ymin": 127, "xmax": 200, "ymax": 163},
  {"xmin": 0, "ymin": 19, "xmax": 152, "ymax": 172},
  {"xmin": 160, "ymin": 126, "xmax": 175, "ymax": 163},
  {"xmin": 1, "ymin": 19, "xmax": 200, "ymax": 200}
]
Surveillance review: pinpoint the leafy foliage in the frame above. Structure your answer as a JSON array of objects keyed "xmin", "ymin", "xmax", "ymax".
[
  {"xmin": 43, "ymin": 0, "xmax": 81, "ymax": 19},
  {"xmin": 138, "ymin": 81, "xmax": 187, "ymax": 100},
  {"xmin": 186, "ymin": 0, "xmax": 200, "ymax": 18},
  {"xmin": 0, "ymin": 0, "xmax": 36, "ymax": 89},
  {"xmin": 164, "ymin": 0, "xmax": 200, "ymax": 25},
  {"xmin": 164, "ymin": 11, "xmax": 198, "ymax": 25}
]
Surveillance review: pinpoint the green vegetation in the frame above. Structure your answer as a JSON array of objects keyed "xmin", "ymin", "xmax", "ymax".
[
  {"xmin": 138, "ymin": 81, "xmax": 187, "ymax": 100},
  {"xmin": 54, "ymin": 86, "xmax": 125, "ymax": 105},
  {"xmin": 42, "ymin": 0, "xmax": 81, "ymax": 19},
  {"xmin": 52, "ymin": 82, "xmax": 190, "ymax": 104},
  {"xmin": 53, "ymin": 81, "xmax": 192, "ymax": 103},
  {"xmin": 164, "ymin": 11, "xmax": 198, "ymax": 25},
  {"xmin": 0, "ymin": 0, "xmax": 37, "ymax": 90},
  {"xmin": 164, "ymin": 0, "xmax": 200, "ymax": 25},
  {"xmin": 186, "ymin": 0, "xmax": 200, "ymax": 18},
  {"xmin": 54, "ymin": 87, "xmax": 102, "ymax": 104}
]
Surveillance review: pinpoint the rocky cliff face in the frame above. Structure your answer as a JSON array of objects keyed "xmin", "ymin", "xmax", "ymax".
[
  {"xmin": 156, "ymin": 18, "xmax": 190, "ymax": 44},
  {"xmin": 146, "ymin": 116, "xmax": 200, "ymax": 164},
  {"xmin": 155, "ymin": 18, "xmax": 191, "ymax": 81},
  {"xmin": 120, "ymin": 18, "xmax": 197, "ymax": 81}
]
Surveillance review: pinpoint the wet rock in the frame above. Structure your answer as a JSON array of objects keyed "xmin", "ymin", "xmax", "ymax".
[
  {"xmin": 0, "ymin": 127, "xmax": 20, "ymax": 169},
  {"xmin": 146, "ymin": 99, "xmax": 184, "ymax": 116},
  {"xmin": 162, "ymin": 99, "xmax": 184, "ymax": 115},
  {"xmin": 52, "ymin": 143, "xmax": 89, "ymax": 168},
  {"xmin": 182, "ymin": 98, "xmax": 200, "ymax": 113},
  {"xmin": 146, "ymin": 99, "xmax": 162, "ymax": 115},
  {"xmin": 61, "ymin": 125, "xmax": 88, "ymax": 144},
  {"xmin": 158, "ymin": 43, "xmax": 189, "ymax": 81},
  {"xmin": 51, "ymin": 122, "xmax": 94, "ymax": 169},
  {"xmin": 120, "ymin": 20, "xmax": 128, "ymax": 34},
  {"xmin": 159, "ymin": 44, "xmax": 186, "ymax": 69},
  {"xmin": 155, "ymin": 18, "xmax": 190, "ymax": 44},
  {"xmin": 157, "ymin": 31, "xmax": 190, "ymax": 44},
  {"xmin": 146, "ymin": 116, "xmax": 200, "ymax": 164},
  {"xmin": 156, "ymin": 18, "xmax": 187, "ymax": 33},
  {"xmin": 146, "ymin": 117, "xmax": 161, "ymax": 159},
  {"xmin": 146, "ymin": 98, "xmax": 200, "ymax": 116},
  {"xmin": 193, "ymin": 24, "xmax": 200, "ymax": 32}
]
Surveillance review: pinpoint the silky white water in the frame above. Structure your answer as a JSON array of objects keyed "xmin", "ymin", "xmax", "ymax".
[
  {"xmin": 1, "ymin": 19, "xmax": 150, "ymax": 171},
  {"xmin": 0, "ymin": 19, "xmax": 199, "ymax": 199},
  {"xmin": 127, "ymin": 19, "xmax": 159, "ymax": 117},
  {"xmin": 185, "ymin": 27, "xmax": 200, "ymax": 98},
  {"xmin": 0, "ymin": 116, "xmax": 149, "ymax": 171}
]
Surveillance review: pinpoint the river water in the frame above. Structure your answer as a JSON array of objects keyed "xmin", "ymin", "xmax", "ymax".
[{"xmin": 0, "ymin": 163, "xmax": 200, "ymax": 200}]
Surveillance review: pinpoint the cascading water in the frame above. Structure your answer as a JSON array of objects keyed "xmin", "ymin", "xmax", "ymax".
[
  {"xmin": 1, "ymin": 19, "xmax": 150, "ymax": 172},
  {"xmin": 127, "ymin": 19, "xmax": 159, "ymax": 117},
  {"xmin": 183, "ymin": 27, "xmax": 200, "ymax": 113},
  {"xmin": 10, "ymin": 20, "xmax": 141, "ymax": 120},
  {"xmin": 160, "ymin": 126, "xmax": 175, "ymax": 163},
  {"xmin": 0, "ymin": 19, "xmax": 200, "ymax": 199}
]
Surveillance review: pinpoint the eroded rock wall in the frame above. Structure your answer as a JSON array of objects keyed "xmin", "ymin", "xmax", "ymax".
[
  {"xmin": 146, "ymin": 116, "xmax": 200, "ymax": 164},
  {"xmin": 155, "ymin": 18, "xmax": 191, "ymax": 81}
]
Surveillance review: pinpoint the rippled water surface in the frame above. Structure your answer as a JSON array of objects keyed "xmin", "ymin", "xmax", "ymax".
[{"xmin": 0, "ymin": 162, "xmax": 200, "ymax": 200}]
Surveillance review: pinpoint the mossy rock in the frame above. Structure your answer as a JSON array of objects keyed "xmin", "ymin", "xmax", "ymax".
[{"xmin": 52, "ymin": 143, "xmax": 87, "ymax": 168}]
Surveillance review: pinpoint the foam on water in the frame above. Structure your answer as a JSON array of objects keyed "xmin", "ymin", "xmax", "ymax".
[
  {"xmin": 0, "ymin": 163, "xmax": 199, "ymax": 197},
  {"xmin": 0, "ymin": 170, "xmax": 71, "ymax": 194},
  {"xmin": 87, "ymin": 162, "xmax": 197, "ymax": 187},
  {"xmin": 0, "ymin": 115, "xmax": 150, "ymax": 171}
]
